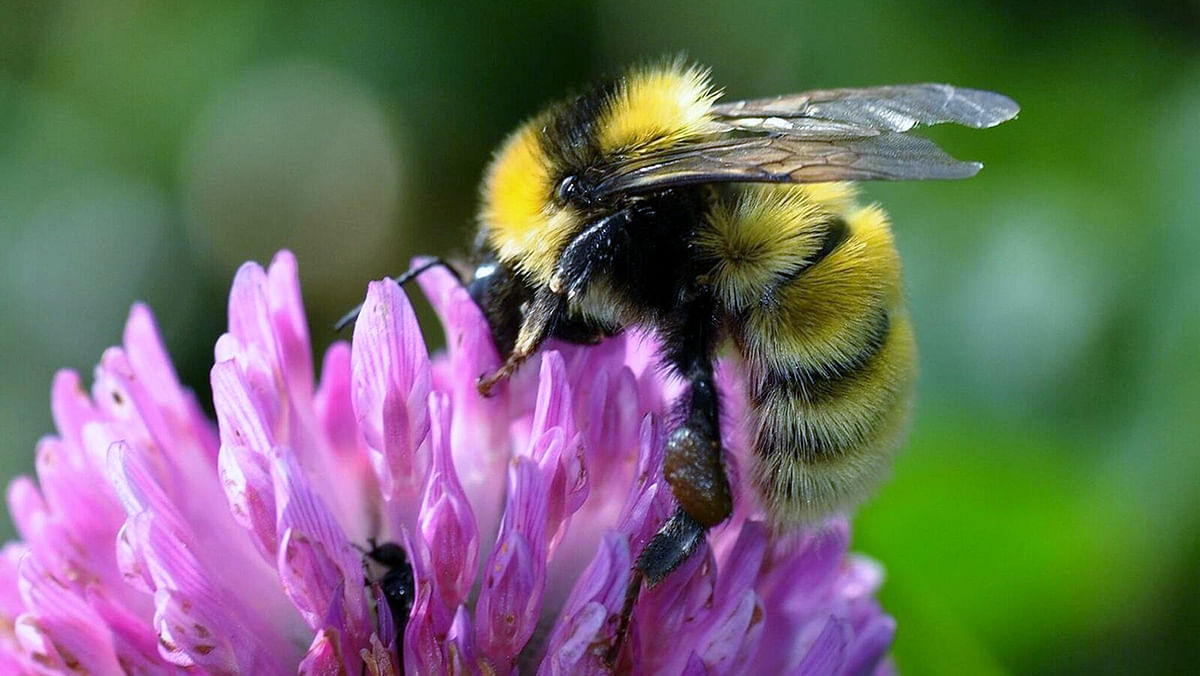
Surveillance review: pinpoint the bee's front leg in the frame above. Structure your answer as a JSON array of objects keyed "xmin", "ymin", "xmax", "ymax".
[
  {"xmin": 478, "ymin": 210, "xmax": 631, "ymax": 395},
  {"xmin": 477, "ymin": 287, "xmax": 564, "ymax": 396}
]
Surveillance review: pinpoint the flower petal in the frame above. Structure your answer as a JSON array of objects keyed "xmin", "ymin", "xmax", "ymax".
[
  {"xmin": 363, "ymin": 632, "xmax": 400, "ymax": 676},
  {"xmin": 697, "ymin": 590, "xmax": 761, "ymax": 675},
  {"xmin": 444, "ymin": 605, "xmax": 476, "ymax": 676},
  {"xmin": 538, "ymin": 601, "xmax": 607, "ymax": 676},
  {"xmin": 123, "ymin": 304, "xmax": 219, "ymax": 457},
  {"xmin": 402, "ymin": 578, "xmax": 445, "ymax": 676},
  {"xmin": 16, "ymin": 555, "xmax": 124, "ymax": 676},
  {"xmin": 351, "ymin": 279, "xmax": 432, "ymax": 500},
  {"xmin": 279, "ymin": 528, "xmax": 349, "ymax": 632},
  {"xmin": 315, "ymin": 342, "xmax": 364, "ymax": 462},
  {"xmin": 266, "ymin": 250, "xmax": 316, "ymax": 399},
  {"xmin": 475, "ymin": 457, "xmax": 548, "ymax": 668},
  {"xmin": 49, "ymin": 370, "xmax": 99, "ymax": 449},
  {"xmin": 525, "ymin": 352, "xmax": 590, "ymax": 555},
  {"xmin": 226, "ymin": 261, "xmax": 283, "ymax": 381},
  {"xmin": 415, "ymin": 263, "xmax": 509, "ymax": 542},
  {"xmin": 211, "ymin": 359, "xmax": 277, "ymax": 454},
  {"xmin": 538, "ymin": 533, "xmax": 632, "ymax": 676},
  {"xmin": 6, "ymin": 478, "xmax": 48, "ymax": 553},
  {"xmin": 788, "ymin": 616, "xmax": 848, "ymax": 676},
  {"xmin": 218, "ymin": 442, "xmax": 278, "ymax": 559},
  {"xmin": 682, "ymin": 653, "xmax": 710, "ymax": 676},
  {"xmin": 419, "ymin": 394, "xmax": 479, "ymax": 617},
  {"xmin": 298, "ymin": 628, "xmax": 346, "ymax": 676},
  {"xmin": 139, "ymin": 513, "xmax": 298, "ymax": 675},
  {"xmin": 272, "ymin": 446, "xmax": 368, "ymax": 643},
  {"xmin": 841, "ymin": 615, "xmax": 896, "ymax": 676},
  {"xmin": 529, "ymin": 351, "xmax": 576, "ymax": 447}
]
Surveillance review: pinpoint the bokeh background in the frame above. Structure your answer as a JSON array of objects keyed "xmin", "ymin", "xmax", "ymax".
[{"xmin": 2, "ymin": 1, "xmax": 1198, "ymax": 673}]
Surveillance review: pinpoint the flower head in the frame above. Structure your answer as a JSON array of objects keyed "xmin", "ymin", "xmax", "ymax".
[{"xmin": 2, "ymin": 251, "xmax": 895, "ymax": 675}]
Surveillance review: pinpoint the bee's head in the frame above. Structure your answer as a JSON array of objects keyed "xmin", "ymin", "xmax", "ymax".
[{"xmin": 478, "ymin": 60, "xmax": 720, "ymax": 287}]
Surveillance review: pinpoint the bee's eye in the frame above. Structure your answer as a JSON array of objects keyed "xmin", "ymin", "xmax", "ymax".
[{"xmin": 555, "ymin": 175, "xmax": 581, "ymax": 203}]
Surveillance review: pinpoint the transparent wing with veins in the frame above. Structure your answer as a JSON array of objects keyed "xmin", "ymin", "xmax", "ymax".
[{"xmin": 593, "ymin": 83, "xmax": 1018, "ymax": 197}]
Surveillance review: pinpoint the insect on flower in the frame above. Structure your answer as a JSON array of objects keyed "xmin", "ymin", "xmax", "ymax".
[
  {"xmin": 0, "ymin": 59, "xmax": 1018, "ymax": 676},
  {"xmin": 338, "ymin": 58, "xmax": 1018, "ymax": 659},
  {"xmin": 3, "ymin": 250, "xmax": 902, "ymax": 675},
  {"xmin": 356, "ymin": 538, "xmax": 415, "ymax": 647}
]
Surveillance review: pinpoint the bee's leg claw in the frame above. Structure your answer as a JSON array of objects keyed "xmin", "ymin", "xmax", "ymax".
[{"xmin": 477, "ymin": 362, "xmax": 518, "ymax": 397}]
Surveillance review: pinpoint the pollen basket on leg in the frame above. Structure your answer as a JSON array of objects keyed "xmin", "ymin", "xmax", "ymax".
[{"xmin": 480, "ymin": 121, "xmax": 580, "ymax": 284}]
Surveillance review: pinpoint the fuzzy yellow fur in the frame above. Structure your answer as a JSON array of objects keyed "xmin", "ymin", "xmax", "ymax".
[
  {"xmin": 596, "ymin": 61, "xmax": 722, "ymax": 154},
  {"xmin": 701, "ymin": 183, "xmax": 916, "ymax": 525},
  {"xmin": 753, "ymin": 325, "xmax": 914, "ymax": 526},
  {"xmin": 751, "ymin": 315, "xmax": 915, "ymax": 526},
  {"xmin": 478, "ymin": 122, "xmax": 581, "ymax": 283},
  {"xmin": 700, "ymin": 184, "xmax": 847, "ymax": 311},
  {"xmin": 745, "ymin": 202, "xmax": 901, "ymax": 375}
]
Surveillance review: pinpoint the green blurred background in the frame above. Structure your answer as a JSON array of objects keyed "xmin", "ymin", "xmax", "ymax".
[{"xmin": 2, "ymin": 1, "xmax": 1198, "ymax": 673}]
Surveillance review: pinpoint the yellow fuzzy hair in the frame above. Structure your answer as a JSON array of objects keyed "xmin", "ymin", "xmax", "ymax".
[
  {"xmin": 480, "ymin": 60, "xmax": 723, "ymax": 284},
  {"xmin": 596, "ymin": 60, "xmax": 723, "ymax": 154},
  {"xmin": 700, "ymin": 182, "xmax": 916, "ymax": 525},
  {"xmin": 753, "ymin": 314, "xmax": 916, "ymax": 525},
  {"xmin": 699, "ymin": 184, "xmax": 843, "ymax": 312},
  {"xmin": 479, "ymin": 121, "xmax": 581, "ymax": 283},
  {"xmin": 742, "ymin": 203, "xmax": 901, "ymax": 375}
]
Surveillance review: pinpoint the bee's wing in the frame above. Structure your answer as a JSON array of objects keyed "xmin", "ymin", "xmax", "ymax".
[
  {"xmin": 711, "ymin": 84, "xmax": 1019, "ymax": 134},
  {"xmin": 593, "ymin": 132, "xmax": 984, "ymax": 197}
]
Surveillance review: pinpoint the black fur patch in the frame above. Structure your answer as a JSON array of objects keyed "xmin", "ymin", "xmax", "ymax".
[
  {"xmin": 539, "ymin": 78, "xmax": 621, "ymax": 177},
  {"xmin": 466, "ymin": 252, "xmax": 533, "ymax": 358}
]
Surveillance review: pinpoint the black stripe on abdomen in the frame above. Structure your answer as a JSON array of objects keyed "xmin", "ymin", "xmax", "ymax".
[
  {"xmin": 763, "ymin": 217, "xmax": 849, "ymax": 300},
  {"xmin": 753, "ymin": 306, "xmax": 891, "ymax": 408},
  {"xmin": 748, "ymin": 304, "xmax": 912, "ymax": 466}
]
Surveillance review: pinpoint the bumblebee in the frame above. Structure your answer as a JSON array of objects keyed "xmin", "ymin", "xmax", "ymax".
[{"xmin": 340, "ymin": 59, "xmax": 1016, "ymax": 635}]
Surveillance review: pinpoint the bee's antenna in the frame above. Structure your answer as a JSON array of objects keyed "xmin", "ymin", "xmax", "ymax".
[{"xmin": 333, "ymin": 258, "xmax": 462, "ymax": 333}]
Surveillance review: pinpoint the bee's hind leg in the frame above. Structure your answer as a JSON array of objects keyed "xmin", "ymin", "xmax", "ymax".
[
  {"xmin": 607, "ymin": 296, "xmax": 733, "ymax": 664},
  {"xmin": 632, "ymin": 361, "xmax": 734, "ymax": 585},
  {"xmin": 654, "ymin": 293, "xmax": 735, "ymax": 561},
  {"xmin": 660, "ymin": 360, "xmax": 734, "ymax": 535}
]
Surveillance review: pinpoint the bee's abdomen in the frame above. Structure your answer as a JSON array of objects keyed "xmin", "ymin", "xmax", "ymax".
[
  {"xmin": 699, "ymin": 184, "xmax": 916, "ymax": 525},
  {"xmin": 747, "ymin": 306, "xmax": 915, "ymax": 525}
]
